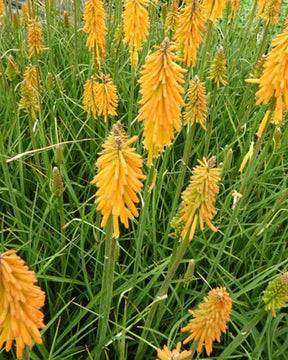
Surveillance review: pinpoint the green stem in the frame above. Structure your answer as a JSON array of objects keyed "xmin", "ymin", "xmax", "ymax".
[
  {"xmin": 163, "ymin": 124, "xmax": 195, "ymax": 247},
  {"xmin": 204, "ymin": 85, "xmax": 217, "ymax": 157},
  {"xmin": 199, "ymin": 20, "xmax": 213, "ymax": 78},
  {"xmin": 28, "ymin": 111, "xmax": 40, "ymax": 167},
  {"xmin": 96, "ymin": 216, "xmax": 116, "ymax": 359},
  {"xmin": 128, "ymin": 68, "xmax": 135, "ymax": 134},
  {"xmin": 136, "ymin": 233, "xmax": 191, "ymax": 359},
  {"xmin": 22, "ymin": 345, "xmax": 30, "ymax": 360},
  {"xmin": 256, "ymin": 21, "xmax": 270, "ymax": 62},
  {"xmin": 133, "ymin": 166, "xmax": 154, "ymax": 275}
]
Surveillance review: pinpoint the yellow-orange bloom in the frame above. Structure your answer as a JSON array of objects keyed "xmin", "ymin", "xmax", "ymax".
[
  {"xmin": 228, "ymin": 0, "xmax": 240, "ymax": 18},
  {"xmin": 209, "ymin": 46, "xmax": 227, "ymax": 87},
  {"xmin": 156, "ymin": 342, "xmax": 192, "ymax": 360},
  {"xmin": 20, "ymin": 4, "xmax": 29, "ymax": 26},
  {"xmin": 0, "ymin": 0, "xmax": 4, "ymax": 26},
  {"xmin": 257, "ymin": 0, "xmax": 283, "ymax": 25},
  {"xmin": 174, "ymin": 0, "xmax": 207, "ymax": 67},
  {"xmin": 255, "ymin": 28, "xmax": 288, "ymax": 124},
  {"xmin": 90, "ymin": 123, "xmax": 146, "ymax": 238},
  {"xmin": 24, "ymin": 65, "xmax": 40, "ymax": 90},
  {"xmin": 202, "ymin": 0, "xmax": 226, "ymax": 22},
  {"xmin": 177, "ymin": 157, "xmax": 221, "ymax": 241},
  {"xmin": 138, "ymin": 38, "xmax": 186, "ymax": 165},
  {"xmin": 184, "ymin": 76, "xmax": 207, "ymax": 130},
  {"xmin": 0, "ymin": 250, "xmax": 45, "ymax": 359},
  {"xmin": 165, "ymin": 0, "xmax": 179, "ymax": 33},
  {"xmin": 19, "ymin": 65, "xmax": 40, "ymax": 118},
  {"xmin": 181, "ymin": 287, "xmax": 232, "ymax": 356},
  {"xmin": 83, "ymin": 0, "xmax": 107, "ymax": 61},
  {"xmin": 83, "ymin": 74, "xmax": 118, "ymax": 122},
  {"xmin": 123, "ymin": 0, "xmax": 150, "ymax": 68},
  {"xmin": 95, "ymin": 73, "xmax": 118, "ymax": 123},
  {"xmin": 27, "ymin": 20, "xmax": 48, "ymax": 59},
  {"xmin": 83, "ymin": 77, "xmax": 99, "ymax": 119}
]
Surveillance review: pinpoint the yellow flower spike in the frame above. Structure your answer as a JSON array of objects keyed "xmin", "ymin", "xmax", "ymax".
[
  {"xmin": 27, "ymin": 20, "xmax": 48, "ymax": 59},
  {"xmin": 257, "ymin": 0, "xmax": 283, "ymax": 25},
  {"xmin": 263, "ymin": 272, "xmax": 288, "ymax": 317},
  {"xmin": 209, "ymin": 46, "xmax": 227, "ymax": 87},
  {"xmin": 90, "ymin": 123, "xmax": 146, "ymax": 238},
  {"xmin": 184, "ymin": 76, "xmax": 207, "ymax": 130},
  {"xmin": 202, "ymin": 0, "xmax": 226, "ymax": 22},
  {"xmin": 181, "ymin": 287, "xmax": 232, "ymax": 356},
  {"xmin": 138, "ymin": 38, "xmax": 186, "ymax": 166},
  {"xmin": 239, "ymin": 141, "xmax": 254, "ymax": 173},
  {"xmin": 165, "ymin": 0, "xmax": 179, "ymax": 33},
  {"xmin": 95, "ymin": 73, "xmax": 118, "ymax": 123},
  {"xmin": 177, "ymin": 157, "xmax": 221, "ymax": 241},
  {"xmin": 83, "ymin": 0, "xmax": 107, "ymax": 61},
  {"xmin": 174, "ymin": 0, "xmax": 207, "ymax": 67},
  {"xmin": 123, "ymin": 0, "xmax": 150, "ymax": 69},
  {"xmin": 256, "ymin": 110, "xmax": 271, "ymax": 138},
  {"xmin": 0, "ymin": 250, "xmax": 45, "ymax": 359},
  {"xmin": 19, "ymin": 65, "xmax": 40, "ymax": 118},
  {"xmin": 255, "ymin": 28, "xmax": 288, "ymax": 125},
  {"xmin": 83, "ymin": 77, "xmax": 99, "ymax": 119},
  {"xmin": 156, "ymin": 342, "xmax": 192, "ymax": 360}
]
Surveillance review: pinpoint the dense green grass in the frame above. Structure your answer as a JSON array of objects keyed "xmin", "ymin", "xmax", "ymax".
[{"xmin": 0, "ymin": 0, "xmax": 288, "ymax": 359}]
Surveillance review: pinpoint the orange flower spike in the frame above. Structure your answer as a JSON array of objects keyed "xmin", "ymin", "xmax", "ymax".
[
  {"xmin": 0, "ymin": 250, "xmax": 45, "ymax": 359},
  {"xmin": 184, "ymin": 76, "xmax": 207, "ymax": 130},
  {"xmin": 123, "ymin": 0, "xmax": 150, "ymax": 69},
  {"xmin": 24, "ymin": 65, "xmax": 41, "ymax": 90},
  {"xmin": 165, "ymin": 0, "xmax": 179, "ymax": 33},
  {"xmin": 138, "ymin": 38, "xmax": 186, "ymax": 165},
  {"xmin": 203, "ymin": 0, "xmax": 226, "ymax": 22},
  {"xmin": 0, "ymin": 0, "xmax": 4, "ymax": 26},
  {"xmin": 96, "ymin": 73, "xmax": 118, "ymax": 123},
  {"xmin": 156, "ymin": 342, "xmax": 192, "ymax": 360},
  {"xmin": 181, "ymin": 287, "xmax": 232, "ymax": 356},
  {"xmin": 83, "ymin": 0, "xmax": 107, "ymax": 61},
  {"xmin": 83, "ymin": 77, "xmax": 99, "ymax": 119},
  {"xmin": 91, "ymin": 123, "xmax": 146, "ymax": 238},
  {"xmin": 229, "ymin": 0, "xmax": 240, "ymax": 18},
  {"xmin": 257, "ymin": 0, "xmax": 283, "ymax": 25},
  {"xmin": 255, "ymin": 28, "xmax": 288, "ymax": 125},
  {"xmin": 28, "ymin": 20, "xmax": 48, "ymax": 59},
  {"xmin": 177, "ymin": 157, "xmax": 221, "ymax": 241},
  {"xmin": 174, "ymin": 0, "xmax": 207, "ymax": 67}
]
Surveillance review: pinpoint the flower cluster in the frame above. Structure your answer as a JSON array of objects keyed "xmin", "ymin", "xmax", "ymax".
[
  {"xmin": 83, "ymin": 73, "xmax": 118, "ymax": 122},
  {"xmin": 83, "ymin": 0, "xmax": 107, "ymax": 61},
  {"xmin": 176, "ymin": 157, "xmax": 221, "ymax": 241},
  {"xmin": 138, "ymin": 38, "xmax": 186, "ymax": 165},
  {"xmin": 123, "ymin": 0, "xmax": 150, "ymax": 68},
  {"xmin": 184, "ymin": 76, "xmax": 207, "ymax": 130},
  {"xmin": 91, "ymin": 123, "xmax": 146, "ymax": 238},
  {"xmin": 0, "ymin": 250, "xmax": 45, "ymax": 359},
  {"xmin": 174, "ymin": 0, "xmax": 207, "ymax": 67},
  {"xmin": 181, "ymin": 287, "xmax": 232, "ymax": 355},
  {"xmin": 28, "ymin": 20, "xmax": 48, "ymax": 59}
]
